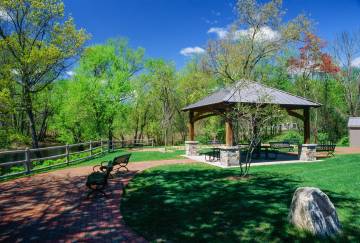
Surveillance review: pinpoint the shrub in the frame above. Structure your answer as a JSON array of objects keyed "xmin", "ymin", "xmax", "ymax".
[
  {"xmin": 267, "ymin": 131, "xmax": 302, "ymax": 143},
  {"xmin": 337, "ymin": 136, "xmax": 349, "ymax": 146},
  {"xmin": 317, "ymin": 132, "xmax": 329, "ymax": 143}
]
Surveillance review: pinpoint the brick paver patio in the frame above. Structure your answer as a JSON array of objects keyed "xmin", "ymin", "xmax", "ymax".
[{"xmin": 0, "ymin": 159, "xmax": 194, "ymax": 242}]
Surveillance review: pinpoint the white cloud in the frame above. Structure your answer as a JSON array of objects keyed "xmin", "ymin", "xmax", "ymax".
[
  {"xmin": 208, "ymin": 26, "xmax": 280, "ymax": 42},
  {"xmin": 235, "ymin": 26, "xmax": 281, "ymax": 42},
  {"xmin": 208, "ymin": 27, "xmax": 228, "ymax": 39},
  {"xmin": 66, "ymin": 70, "xmax": 75, "ymax": 77},
  {"xmin": 351, "ymin": 57, "xmax": 360, "ymax": 67},
  {"xmin": 180, "ymin": 46, "xmax": 205, "ymax": 57},
  {"xmin": 0, "ymin": 9, "xmax": 10, "ymax": 21}
]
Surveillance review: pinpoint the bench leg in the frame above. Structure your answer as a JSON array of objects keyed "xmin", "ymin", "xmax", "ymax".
[{"xmin": 121, "ymin": 165, "xmax": 129, "ymax": 172}]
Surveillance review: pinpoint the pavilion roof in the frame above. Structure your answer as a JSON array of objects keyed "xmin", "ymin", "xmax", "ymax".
[{"xmin": 182, "ymin": 80, "xmax": 321, "ymax": 111}]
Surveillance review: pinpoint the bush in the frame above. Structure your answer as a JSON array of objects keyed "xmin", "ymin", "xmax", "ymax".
[
  {"xmin": 267, "ymin": 131, "xmax": 302, "ymax": 143},
  {"xmin": 317, "ymin": 132, "xmax": 329, "ymax": 143},
  {"xmin": 337, "ymin": 136, "xmax": 349, "ymax": 146},
  {"xmin": 196, "ymin": 134, "xmax": 212, "ymax": 145},
  {"xmin": 0, "ymin": 129, "xmax": 9, "ymax": 148},
  {"xmin": 9, "ymin": 133, "xmax": 31, "ymax": 147}
]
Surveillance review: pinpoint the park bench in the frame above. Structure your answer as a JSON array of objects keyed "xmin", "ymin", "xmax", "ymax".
[
  {"xmin": 270, "ymin": 141, "xmax": 295, "ymax": 152},
  {"xmin": 86, "ymin": 163, "xmax": 113, "ymax": 198},
  {"xmin": 86, "ymin": 154, "xmax": 131, "ymax": 198},
  {"xmin": 93, "ymin": 153, "xmax": 131, "ymax": 175},
  {"xmin": 204, "ymin": 148, "xmax": 220, "ymax": 162},
  {"xmin": 316, "ymin": 144, "xmax": 336, "ymax": 157},
  {"xmin": 268, "ymin": 141, "xmax": 295, "ymax": 159}
]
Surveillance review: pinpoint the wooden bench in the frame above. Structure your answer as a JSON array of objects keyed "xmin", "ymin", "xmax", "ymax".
[{"xmin": 316, "ymin": 144, "xmax": 336, "ymax": 157}]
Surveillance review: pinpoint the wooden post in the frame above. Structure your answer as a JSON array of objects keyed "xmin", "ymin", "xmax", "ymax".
[
  {"xmin": 90, "ymin": 140, "xmax": 93, "ymax": 157},
  {"xmin": 24, "ymin": 148, "xmax": 31, "ymax": 174},
  {"xmin": 304, "ymin": 108, "xmax": 310, "ymax": 144},
  {"xmin": 225, "ymin": 119, "xmax": 233, "ymax": 147},
  {"xmin": 65, "ymin": 144, "xmax": 70, "ymax": 165},
  {"xmin": 189, "ymin": 111, "xmax": 195, "ymax": 141}
]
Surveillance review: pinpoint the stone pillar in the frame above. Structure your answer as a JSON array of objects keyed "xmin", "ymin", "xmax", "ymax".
[
  {"xmin": 185, "ymin": 141, "xmax": 199, "ymax": 156},
  {"xmin": 220, "ymin": 146, "xmax": 240, "ymax": 167},
  {"xmin": 299, "ymin": 144, "xmax": 317, "ymax": 161}
]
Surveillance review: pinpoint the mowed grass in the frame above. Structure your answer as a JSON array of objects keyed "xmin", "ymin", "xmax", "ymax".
[
  {"xmin": 77, "ymin": 149, "xmax": 185, "ymax": 167},
  {"xmin": 121, "ymin": 154, "xmax": 360, "ymax": 242}
]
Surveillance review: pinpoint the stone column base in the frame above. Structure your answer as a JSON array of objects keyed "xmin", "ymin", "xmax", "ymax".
[
  {"xmin": 299, "ymin": 144, "xmax": 317, "ymax": 161},
  {"xmin": 185, "ymin": 141, "xmax": 199, "ymax": 156},
  {"xmin": 220, "ymin": 146, "xmax": 240, "ymax": 167}
]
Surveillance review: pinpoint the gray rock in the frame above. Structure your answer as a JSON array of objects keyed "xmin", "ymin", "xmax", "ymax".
[{"xmin": 289, "ymin": 187, "xmax": 341, "ymax": 237}]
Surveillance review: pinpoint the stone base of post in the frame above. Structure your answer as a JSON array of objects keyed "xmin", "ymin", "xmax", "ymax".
[
  {"xmin": 220, "ymin": 146, "xmax": 240, "ymax": 167},
  {"xmin": 185, "ymin": 141, "xmax": 199, "ymax": 156},
  {"xmin": 299, "ymin": 144, "xmax": 317, "ymax": 161}
]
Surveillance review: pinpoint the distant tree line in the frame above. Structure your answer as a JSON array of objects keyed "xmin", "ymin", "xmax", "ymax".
[{"xmin": 1, "ymin": 0, "xmax": 359, "ymax": 149}]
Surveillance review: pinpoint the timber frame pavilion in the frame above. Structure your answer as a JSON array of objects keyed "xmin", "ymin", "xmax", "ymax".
[{"xmin": 182, "ymin": 81, "xmax": 321, "ymax": 147}]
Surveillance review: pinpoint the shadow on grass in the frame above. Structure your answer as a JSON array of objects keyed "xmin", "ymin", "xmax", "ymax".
[{"xmin": 121, "ymin": 167, "xmax": 360, "ymax": 242}]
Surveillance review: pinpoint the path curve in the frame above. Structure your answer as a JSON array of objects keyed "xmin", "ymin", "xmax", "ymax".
[{"xmin": 0, "ymin": 159, "xmax": 195, "ymax": 242}]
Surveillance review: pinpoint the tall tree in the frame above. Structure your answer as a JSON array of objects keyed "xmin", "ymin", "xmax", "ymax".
[
  {"xmin": 144, "ymin": 59, "xmax": 177, "ymax": 148},
  {"xmin": 0, "ymin": 0, "xmax": 88, "ymax": 147},
  {"xmin": 203, "ymin": 0, "xmax": 310, "ymax": 83},
  {"xmin": 333, "ymin": 30, "xmax": 360, "ymax": 116},
  {"xmin": 288, "ymin": 32, "xmax": 340, "ymax": 142},
  {"xmin": 53, "ymin": 39, "xmax": 144, "ymax": 145}
]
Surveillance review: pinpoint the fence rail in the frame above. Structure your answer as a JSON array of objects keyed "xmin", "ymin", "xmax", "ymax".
[{"xmin": 0, "ymin": 138, "xmax": 155, "ymax": 179}]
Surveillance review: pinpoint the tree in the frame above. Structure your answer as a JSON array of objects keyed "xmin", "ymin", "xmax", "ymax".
[
  {"xmin": 230, "ymin": 80, "xmax": 284, "ymax": 176},
  {"xmin": 144, "ymin": 59, "xmax": 177, "ymax": 148},
  {"xmin": 51, "ymin": 39, "xmax": 144, "ymax": 145},
  {"xmin": 203, "ymin": 0, "xmax": 310, "ymax": 84},
  {"xmin": 288, "ymin": 33, "xmax": 340, "ymax": 142},
  {"xmin": 333, "ymin": 30, "xmax": 360, "ymax": 116},
  {"xmin": 0, "ymin": 0, "xmax": 88, "ymax": 147},
  {"xmin": 288, "ymin": 33, "xmax": 340, "ymax": 97}
]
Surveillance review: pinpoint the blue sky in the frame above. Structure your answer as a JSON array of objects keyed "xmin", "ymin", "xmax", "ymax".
[{"xmin": 63, "ymin": 0, "xmax": 360, "ymax": 69}]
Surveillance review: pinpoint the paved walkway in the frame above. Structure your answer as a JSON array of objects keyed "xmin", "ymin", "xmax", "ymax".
[{"xmin": 0, "ymin": 159, "xmax": 195, "ymax": 242}]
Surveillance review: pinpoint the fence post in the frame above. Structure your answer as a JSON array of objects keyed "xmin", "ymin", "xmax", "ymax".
[
  {"xmin": 90, "ymin": 140, "xmax": 93, "ymax": 157},
  {"xmin": 65, "ymin": 144, "xmax": 70, "ymax": 165},
  {"xmin": 100, "ymin": 139, "xmax": 104, "ymax": 154},
  {"xmin": 24, "ymin": 148, "xmax": 31, "ymax": 174}
]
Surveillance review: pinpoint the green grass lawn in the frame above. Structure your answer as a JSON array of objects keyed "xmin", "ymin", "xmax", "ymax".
[
  {"xmin": 74, "ymin": 149, "xmax": 185, "ymax": 167},
  {"xmin": 121, "ymin": 154, "xmax": 360, "ymax": 242}
]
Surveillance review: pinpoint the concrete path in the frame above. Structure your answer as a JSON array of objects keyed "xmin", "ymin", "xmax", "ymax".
[{"xmin": 0, "ymin": 159, "xmax": 194, "ymax": 242}]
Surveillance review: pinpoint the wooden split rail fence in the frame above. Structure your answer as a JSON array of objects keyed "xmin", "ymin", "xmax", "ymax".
[{"xmin": 0, "ymin": 138, "xmax": 154, "ymax": 179}]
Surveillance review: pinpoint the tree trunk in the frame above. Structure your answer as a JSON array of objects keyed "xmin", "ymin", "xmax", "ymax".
[
  {"xmin": 108, "ymin": 118, "xmax": 114, "ymax": 150},
  {"xmin": 24, "ymin": 88, "xmax": 39, "ymax": 148}
]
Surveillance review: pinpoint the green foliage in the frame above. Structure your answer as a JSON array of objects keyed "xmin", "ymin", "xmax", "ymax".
[
  {"xmin": 337, "ymin": 136, "xmax": 349, "ymax": 146},
  {"xmin": 267, "ymin": 130, "xmax": 302, "ymax": 143},
  {"xmin": 0, "ymin": 0, "xmax": 89, "ymax": 147},
  {"xmin": 50, "ymin": 39, "xmax": 144, "ymax": 143}
]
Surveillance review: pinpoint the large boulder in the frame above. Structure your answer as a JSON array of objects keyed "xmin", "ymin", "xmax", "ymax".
[{"xmin": 288, "ymin": 187, "xmax": 341, "ymax": 237}]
